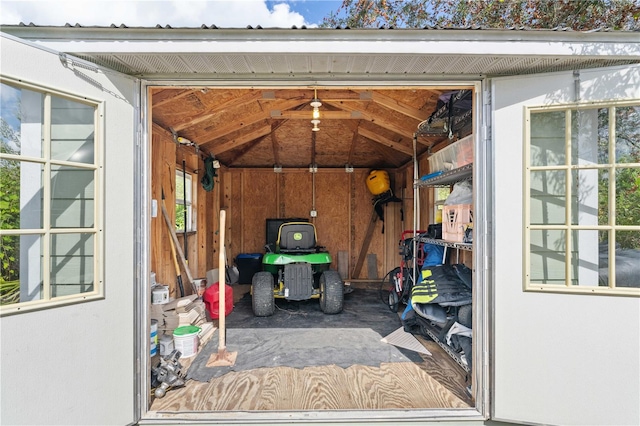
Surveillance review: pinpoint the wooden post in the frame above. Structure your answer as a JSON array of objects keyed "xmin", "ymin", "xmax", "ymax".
[{"xmin": 352, "ymin": 209, "xmax": 378, "ymax": 279}]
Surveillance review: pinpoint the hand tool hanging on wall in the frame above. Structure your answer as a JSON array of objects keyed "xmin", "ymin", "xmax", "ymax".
[
  {"xmin": 161, "ymin": 188, "xmax": 196, "ymax": 296},
  {"xmin": 182, "ymin": 159, "xmax": 188, "ymax": 264},
  {"xmin": 207, "ymin": 209, "xmax": 238, "ymax": 367}
]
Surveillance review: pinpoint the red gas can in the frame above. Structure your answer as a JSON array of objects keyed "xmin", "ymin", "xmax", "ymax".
[{"xmin": 203, "ymin": 282, "xmax": 234, "ymax": 319}]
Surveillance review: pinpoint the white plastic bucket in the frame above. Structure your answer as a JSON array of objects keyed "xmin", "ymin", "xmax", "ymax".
[
  {"xmin": 150, "ymin": 320, "xmax": 158, "ymax": 356},
  {"xmin": 173, "ymin": 325, "xmax": 200, "ymax": 358},
  {"xmin": 159, "ymin": 334, "xmax": 174, "ymax": 356},
  {"xmin": 152, "ymin": 285, "xmax": 169, "ymax": 304}
]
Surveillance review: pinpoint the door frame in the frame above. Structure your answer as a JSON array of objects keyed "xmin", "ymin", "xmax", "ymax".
[{"xmin": 137, "ymin": 78, "xmax": 490, "ymax": 422}]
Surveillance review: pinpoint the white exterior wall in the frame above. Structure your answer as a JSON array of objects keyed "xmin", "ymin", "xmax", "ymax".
[
  {"xmin": 492, "ymin": 65, "xmax": 640, "ymax": 425},
  {"xmin": 0, "ymin": 35, "xmax": 137, "ymax": 426}
]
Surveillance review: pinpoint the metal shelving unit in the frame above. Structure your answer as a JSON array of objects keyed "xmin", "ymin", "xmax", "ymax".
[
  {"xmin": 418, "ymin": 236, "xmax": 472, "ymax": 252},
  {"xmin": 412, "ymin": 138, "xmax": 474, "ymax": 376},
  {"xmin": 415, "ymin": 163, "xmax": 473, "ymax": 188}
]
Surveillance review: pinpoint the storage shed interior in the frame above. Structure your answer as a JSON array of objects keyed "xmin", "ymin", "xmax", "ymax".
[
  {"xmin": 150, "ymin": 86, "xmax": 474, "ymax": 292},
  {"xmin": 148, "ymin": 85, "xmax": 475, "ymax": 412}
]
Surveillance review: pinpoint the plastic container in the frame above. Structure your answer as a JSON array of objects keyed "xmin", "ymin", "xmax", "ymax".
[
  {"xmin": 150, "ymin": 320, "xmax": 158, "ymax": 356},
  {"xmin": 173, "ymin": 325, "xmax": 201, "ymax": 358},
  {"xmin": 442, "ymin": 204, "xmax": 473, "ymax": 242},
  {"xmin": 203, "ymin": 282, "xmax": 234, "ymax": 319},
  {"xmin": 235, "ymin": 253, "xmax": 263, "ymax": 284},
  {"xmin": 159, "ymin": 334, "xmax": 174, "ymax": 356},
  {"xmin": 151, "ymin": 285, "xmax": 169, "ymax": 304},
  {"xmin": 428, "ymin": 135, "xmax": 474, "ymax": 172},
  {"xmin": 366, "ymin": 170, "xmax": 391, "ymax": 195}
]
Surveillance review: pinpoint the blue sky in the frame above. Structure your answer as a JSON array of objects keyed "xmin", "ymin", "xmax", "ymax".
[{"xmin": 0, "ymin": 0, "xmax": 344, "ymax": 27}]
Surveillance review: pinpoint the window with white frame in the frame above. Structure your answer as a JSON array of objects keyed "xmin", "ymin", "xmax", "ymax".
[
  {"xmin": 175, "ymin": 169, "xmax": 194, "ymax": 232},
  {"xmin": 525, "ymin": 101, "xmax": 640, "ymax": 295},
  {"xmin": 0, "ymin": 79, "xmax": 102, "ymax": 313},
  {"xmin": 434, "ymin": 187, "xmax": 451, "ymax": 224}
]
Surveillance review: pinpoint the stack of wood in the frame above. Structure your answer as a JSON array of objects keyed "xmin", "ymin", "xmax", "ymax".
[
  {"xmin": 151, "ymin": 294, "xmax": 217, "ymax": 355},
  {"xmin": 151, "ymin": 294, "xmax": 206, "ymax": 335}
]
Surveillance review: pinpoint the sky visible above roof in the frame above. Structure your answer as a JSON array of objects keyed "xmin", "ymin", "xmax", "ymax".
[{"xmin": 0, "ymin": 0, "xmax": 342, "ymax": 28}]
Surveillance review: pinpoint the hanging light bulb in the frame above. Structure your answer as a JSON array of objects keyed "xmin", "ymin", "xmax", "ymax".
[{"xmin": 310, "ymin": 88, "xmax": 322, "ymax": 131}]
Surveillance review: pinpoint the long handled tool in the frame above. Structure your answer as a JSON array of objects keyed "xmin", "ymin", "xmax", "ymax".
[
  {"xmin": 206, "ymin": 209, "xmax": 237, "ymax": 367},
  {"xmin": 161, "ymin": 188, "xmax": 196, "ymax": 296}
]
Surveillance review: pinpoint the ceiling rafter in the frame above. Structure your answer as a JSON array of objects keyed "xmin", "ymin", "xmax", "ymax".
[
  {"xmin": 369, "ymin": 91, "xmax": 430, "ymax": 121},
  {"xmin": 323, "ymin": 100, "xmax": 417, "ymax": 140},
  {"xmin": 357, "ymin": 127, "xmax": 413, "ymax": 156},
  {"xmin": 196, "ymin": 99, "xmax": 307, "ymax": 146},
  {"xmin": 206, "ymin": 124, "xmax": 272, "ymax": 155},
  {"xmin": 172, "ymin": 91, "xmax": 263, "ymax": 132}
]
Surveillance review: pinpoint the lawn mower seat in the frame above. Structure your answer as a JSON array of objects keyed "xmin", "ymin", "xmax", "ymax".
[{"xmin": 277, "ymin": 222, "xmax": 317, "ymax": 254}]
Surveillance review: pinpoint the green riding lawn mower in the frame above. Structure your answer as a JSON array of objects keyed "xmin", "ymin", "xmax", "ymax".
[{"xmin": 251, "ymin": 221, "xmax": 345, "ymax": 316}]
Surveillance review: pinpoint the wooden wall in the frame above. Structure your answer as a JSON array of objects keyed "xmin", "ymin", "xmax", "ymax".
[
  {"xmin": 150, "ymin": 129, "xmax": 472, "ymax": 296},
  {"xmin": 151, "ymin": 129, "xmax": 435, "ymax": 293},
  {"xmin": 151, "ymin": 125, "xmax": 220, "ymax": 297},
  {"xmin": 223, "ymin": 168, "xmax": 405, "ymax": 281}
]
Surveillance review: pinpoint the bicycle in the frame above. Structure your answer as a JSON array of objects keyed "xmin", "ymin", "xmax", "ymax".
[{"xmin": 380, "ymin": 230, "xmax": 425, "ymax": 312}]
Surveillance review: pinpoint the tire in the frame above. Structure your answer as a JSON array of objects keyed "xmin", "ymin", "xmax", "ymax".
[
  {"xmin": 252, "ymin": 271, "xmax": 275, "ymax": 317},
  {"xmin": 319, "ymin": 270, "xmax": 344, "ymax": 314},
  {"xmin": 387, "ymin": 289, "xmax": 400, "ymax": 313}
]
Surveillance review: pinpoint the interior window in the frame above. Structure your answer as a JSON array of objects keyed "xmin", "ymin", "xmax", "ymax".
[
  {"xmin": 175, "ymin": 169, "xmax": 193, "ymax": 232},
  {"xmin": 526, "ymin": 102, "xmax": 640, "ymax": 295},
  {"xmin": 0, "ymin": 79, "xmax": 102, "ymax": 313}
]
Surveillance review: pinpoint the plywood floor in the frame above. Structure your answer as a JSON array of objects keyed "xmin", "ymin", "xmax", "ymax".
[{"xmin": 150, "ymin": 284, "xmax": 473, "ymax": 413}]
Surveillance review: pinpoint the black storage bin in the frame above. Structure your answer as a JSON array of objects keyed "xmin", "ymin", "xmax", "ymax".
[{"xmin": 235, "ymin": 253, "xmax": 264, "ymax": 284}]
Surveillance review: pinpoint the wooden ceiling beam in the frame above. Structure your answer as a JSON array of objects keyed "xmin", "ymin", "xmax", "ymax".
[
  {"xmin": 172, "ymin": 91, "xmax": 263, "ymax": 132},
  {"xmin": 204, "ymin": 124, "xmax": 272, "ymax": 155},
  {"xmin": 151, "ymin": 88, "xmax": 195, "ymax": 108},
  {"xmin": 271, "ymin": 123, "xmax": 281, "ymax": 166},
  {"xmin": 270, "ymin": 110, "xmax": 362, "ymax": 120},
  {"xmin": 369, "ymin": 92, "xmax": 430, "ymax": 121},
  {"xmin": 325, "ymin": 101, "xmax": 416, "ymax": 139},
  {"xmin": 262, "ymin": 89, "xmax": 364, "ymax": 102},
  {"xmin": 196, "ymin": 99, "xmax": 306, "ymax": 144},
  {"xmin": 347, "ymin": 121, "xmax": 360, "ymax": 166},
  {"xmin": 227, "ymin": 137, "xmax": 266, "ymax": 166},
  {"xmin": 357, "ymin": 127, "xmax": 413, "ymax": 156}
]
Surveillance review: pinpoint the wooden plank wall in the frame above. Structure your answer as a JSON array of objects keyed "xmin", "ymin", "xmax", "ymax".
[
  {"xmin": 151, "ymin": 126, "xmax": 222, "ymax": 297},
  {"xmin": 151, "ymin": 138, "xmax": 410, "ymax": 289},
  {"xmin": 224, "ymin": 168, "xmax": 405, "ymax": 280}
]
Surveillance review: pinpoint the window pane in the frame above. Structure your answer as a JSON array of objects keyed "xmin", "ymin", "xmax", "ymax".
[
  {"xmin": 615, "ymin": 106, "xmax": 640, "ymax": 164},
  {"xmin": 530, "ymin": 229, "xmax": 566, "ymax": 284},
  {"xmin": 569, "ymin": 230, "xmax": 601, "ymax": 287},
  {"xmin": 51, "ymin": 165, "xmax": 94, "ymax": 228},
  {"xmin": 0, "ymin": 83, "xmax": 44, "ymax": 158},
  {"xmin": 50, "ymin": 233, "xmax": 94, "ymax": 297},
  {"xmin": 184, "ymin": 173, "xmax": 192, "ymax": 201},
  {"xmin": 176, "ymin": 172, "xmax": 185, "ymax": 203},
  {"xmin": 571, "ymin": 169, "xmax": 603, "ymax": 226},
  {"xmin": 613, "ymin": 231, "xmax": 640, "ymax": 288},
  {"xmin": 615, "ymin": 167, "xmax": 640, "ymax": 226},
  {"xmin": 176, "ymin": 203, "xmax": 186, "ymax": 231},
  {"xmin": 51, "ymin": 96, "xmax": 95, "ymax": 164},
  {"xmin": 1, "ymin": 159, "xmax": 44, "ymax": 230},
  {"xmin": 530, "ymin": 111, "xmax": 566, "ymax": 166},
  {"xmin": 530, "ymin": 170, "xmax": 566, "ymax": 225},
  {"xmin": 571, "ymin": 108, "xmax": 601, "ymax": 165},
  {"xmin": 1, "ymin": 234, "xmax": 44, "ymax": 305}
]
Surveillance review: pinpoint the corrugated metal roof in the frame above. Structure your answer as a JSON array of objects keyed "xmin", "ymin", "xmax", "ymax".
[{"xmin": 2, "ymin": 24, "xmax": 639, "ymax": 78}]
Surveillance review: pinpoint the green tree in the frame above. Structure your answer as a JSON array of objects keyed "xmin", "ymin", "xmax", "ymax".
[
  {"xmin": 323, "ymin": 0, "xmax": 640, "ymax": 30},
  {"xmin": 0, "ymin": 115, "xmax": 21, "ymax": 304}
]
